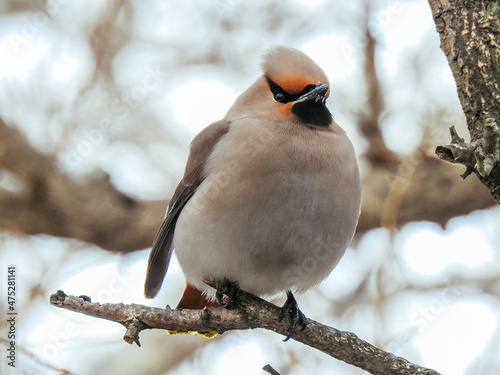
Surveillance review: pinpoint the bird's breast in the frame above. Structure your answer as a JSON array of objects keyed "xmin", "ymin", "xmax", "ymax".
[{"xmin": 174, "ymin": 118, "xmax": 361, "ymax": 296}]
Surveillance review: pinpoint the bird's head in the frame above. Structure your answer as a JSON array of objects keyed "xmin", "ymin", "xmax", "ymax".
[{"xmin": 226, "ymin": 46, "xmax": 332, "ymax": 127}]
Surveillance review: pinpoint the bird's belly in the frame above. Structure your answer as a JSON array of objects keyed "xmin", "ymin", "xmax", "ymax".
[{"xmin": 174, "ymin": 168, "xmax": 357, "ymax": 298}]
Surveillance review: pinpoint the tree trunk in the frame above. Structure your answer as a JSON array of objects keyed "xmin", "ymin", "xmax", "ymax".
[{"xmin": 429, "ymin": 0, "xmax": 500, "ymax": 202}]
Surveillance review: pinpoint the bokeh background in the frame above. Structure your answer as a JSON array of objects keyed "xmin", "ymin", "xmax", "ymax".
[{"xmin": 1, "ymin": 0, "xmax": 500, "ymax": 374}]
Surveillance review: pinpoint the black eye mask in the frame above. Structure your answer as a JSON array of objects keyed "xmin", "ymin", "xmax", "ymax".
[{"xmin": 266, "ymin": 77, "xmax": 316, "ymax": 103}]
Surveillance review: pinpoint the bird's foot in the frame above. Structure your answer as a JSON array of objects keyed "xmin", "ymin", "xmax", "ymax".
[
  {"xmin": 279, "ymin": 291, "xmax": 307, "ymax": 342},
  {"xmin": 214, "ymin": 278, "xmax": 240, "ymax": 308}
]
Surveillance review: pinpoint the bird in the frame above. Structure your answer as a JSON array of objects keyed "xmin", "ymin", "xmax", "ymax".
[{"xmin": 144, "ymin": 46, "xmax": 361, "ymax": 334}]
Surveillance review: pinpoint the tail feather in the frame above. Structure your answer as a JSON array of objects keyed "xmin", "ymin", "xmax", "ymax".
[{"xmin": 144, "ymin": 225, "xmax": 175, "ymax": 298}]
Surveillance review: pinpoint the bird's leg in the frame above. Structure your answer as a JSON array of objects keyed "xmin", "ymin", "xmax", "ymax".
[
  {"xmin": 214, "ymin": 278, "xmax": 240, "ymax": 308},
  {"xmin": 279, "ymin": 290, "xmax": 307, "ymax": 342}
]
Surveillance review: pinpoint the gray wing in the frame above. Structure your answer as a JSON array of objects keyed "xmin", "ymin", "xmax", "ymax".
[{"xmin": 144, "ymin": 120, "xmax": 231, "ymax": 298}]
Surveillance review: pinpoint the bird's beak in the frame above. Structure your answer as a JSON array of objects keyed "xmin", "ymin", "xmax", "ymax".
[{"xmin": 295, "ymin": 82, "xmax": 329, "ymax": 104}]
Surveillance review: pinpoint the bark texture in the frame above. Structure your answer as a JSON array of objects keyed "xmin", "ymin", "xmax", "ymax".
[{"xmin": 429, "ymin": 0, "xmax": 500, "ymax": 202}]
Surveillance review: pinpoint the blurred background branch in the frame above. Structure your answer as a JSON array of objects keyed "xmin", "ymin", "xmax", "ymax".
[{"xmin": 0, "ymin": 117, "xmax": 164, "ymax": 251}]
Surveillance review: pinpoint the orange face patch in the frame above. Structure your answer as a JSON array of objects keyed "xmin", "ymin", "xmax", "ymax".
[
  {"xmin": 272, "ymin": 75, "xmax": 320, "ymax": 95},
  {"xmin": 278, "ymin": 102, "xmax": 294, "ymax": 119}
]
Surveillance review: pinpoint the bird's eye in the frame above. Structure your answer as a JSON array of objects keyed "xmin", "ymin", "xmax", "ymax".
[
  {"xmin": 266, "ymin": 77, "xmax": 289, "ymax": 103},
  {"xmin": 274, "ymin": 91, "xmax": 286, "ymax": 102}
]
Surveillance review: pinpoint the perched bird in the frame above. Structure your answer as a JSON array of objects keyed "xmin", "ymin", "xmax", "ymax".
[{"xmin": 145, "ymin": 46, "xmax": 361, "ymax": 330}]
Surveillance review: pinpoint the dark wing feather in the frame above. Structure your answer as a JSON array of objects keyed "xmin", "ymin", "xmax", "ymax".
[
  {"xmin": 144, "ymin": 183, "xmax": 194, "ymax": 298},
  {"xmin": 144, "ymin": 120, "xmax": 231, "ymax": 298}
]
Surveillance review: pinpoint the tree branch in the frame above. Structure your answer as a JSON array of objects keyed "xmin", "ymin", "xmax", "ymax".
[
  {"xmin": 49, "ymin": 290, "xmax": 441, "ymax": 375},
  {"xmin": 429, "ymin": 0, "xmax": 500, "ymax": 202},
  {"xmin": 358, "ymin": 5, "xmax": 399, "ymax": 169}
]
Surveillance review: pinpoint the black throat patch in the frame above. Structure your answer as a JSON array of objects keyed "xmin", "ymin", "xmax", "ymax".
[{"xmin": 291, "ymin": 100, "xmax": 332, "ymax": 127}]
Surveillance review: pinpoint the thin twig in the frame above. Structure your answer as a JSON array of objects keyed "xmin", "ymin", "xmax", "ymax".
[{"xmin": 262, "ymin": 364, "xmax": 281, "ymax": 375}]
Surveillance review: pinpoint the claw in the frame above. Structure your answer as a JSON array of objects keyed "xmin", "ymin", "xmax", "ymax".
[
  {"xmin": 279, "ymin": 291, "xmax": 307, "ymax": 342},
  {"xmin": 214, "ymin": 279, "xmax": 240, "ymax": 308}
]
